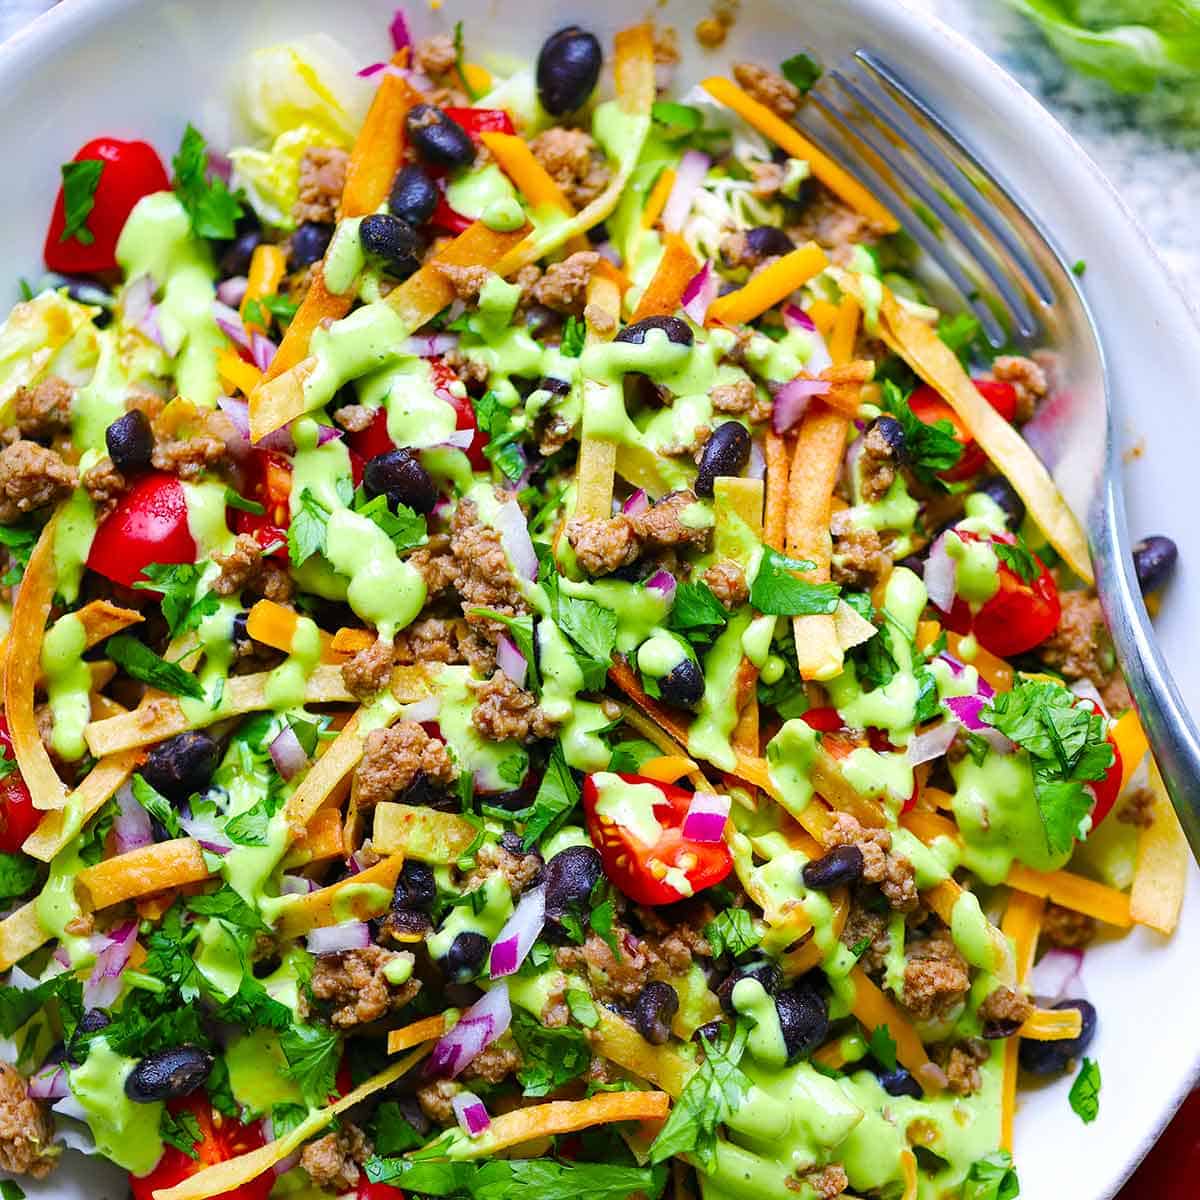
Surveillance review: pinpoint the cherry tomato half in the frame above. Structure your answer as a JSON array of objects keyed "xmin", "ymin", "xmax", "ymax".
[
  {"xmin": 442, "ymin": 108, "xmax": 516, "ymax": 139},
  {"xmin": 1075, "ymin": 699, "xmax": 1123, "ymax": 828},
  {"xmin": 233, "ymin": 450, "xmax": 292, "ymax": 559},
  {"xmin": 800, "ymin": 706, "xmax": 843, "ymax": 733},
  {"xmin": 130, "ymin": 1094, "xmax": 271, "ymax": 1200},
  {"xmin": 582, "ymin": 772, "xmax": 733, "ymax": 906},
  {"xmin": 44, "ymin": 138, "xmax": 170, "ymax": 276},
  {"xmin": 0, "ymin": 718, "xmax": 38, "ymax": 854},
  {"xmin": 908, "ymin": 379, "xmax": 1018, "ymax": 482},
  {"xmin": 429, "ymin": 191, "xmax": 475, "ymax": 235},
  {"xmin": 941, "ymin": 531, "xmax": 1061, "ymax": 659},
  {"xmin": 87, "ymin": 471, "xmax": 196, "ymax": 589},
  {"xmin": 358, "ymin": 1183, "xmax": 406, "ymax": 1200}
]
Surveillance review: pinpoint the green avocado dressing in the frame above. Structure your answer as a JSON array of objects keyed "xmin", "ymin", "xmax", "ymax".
[
  {"xmin": 36, "ymin": 846, "xmax": 92, "ymax": 966},
  {"xmin": 435, "ymin": 664, "xmax": 527, "ymax": 791},
  {"xmin": 743, "ymin": 328, "xmax": 825, "ymax": 383},
  {"xmin": 53, "ymin": 484, "xmax": 98, "ymax": 605},
  {"xmin": 324, "ymin": 216, "xmax": 365, "ymax": 295},
  {"xmin": 536, "ymin": 620, "xmax": 610, "ymax": 771},
  {"xmin": 427, "ymin": 873, "xmax": 514, "ymax": 962},
  {"xmin": 116, "ymin": 192, "xmax": 222, "ymax": 408},
  {"xmin": 732, "ymin": 978, "xmax": 788, "ymax": 1069},
  {"xmin": 688, "ymin": 609, "xmax": 752, "ymax": 772},
  {"xmin": 765, "ymin": 718, "xmax": 819, "ymax": 819},
  {"xmin": 301, "ymin": 301, "xmax": 410, "ymax": 413},
  {"xmin": 592, "ymin": 771, "xmax": 663, "ymax": 845},
  {"xmin": 226, "ymin": 1029, "xmax": 306, "ymax": 1116},
  {"xmin": 446, "ymin": 164, "xmax": 521, "ymax": 223},
  {"xmin": 556, "ymin": 573, "xmax": 672, "ymax": 653},
  {"xmin": 358, "ymin": 355, "xmax": 459, "ymax": 450},
  {"xmin": 40, "ymin": 611, "xmax": 90, "ymax": 761},
  {"xmin": 71, "ymin": 328, "xmax": 130, "ymax": 452}
]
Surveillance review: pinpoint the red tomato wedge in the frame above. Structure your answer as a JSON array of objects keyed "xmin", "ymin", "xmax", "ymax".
[
  {"xmin": 1075, "ymin": 699, "xmax": 1123, "ymax": 828},
  {"xmin": 0, "ymin": 717, "xmax": 39, "ymax": 853},
  {"xmin": 87, "ymin": 471, "xmax": 196, "ymax": 589},
  {"xmin": 358, "ymin": 1184, "xmax": 406, "ymax": 1200},
  {"xmin": 129, "ymin": 1094, "xmax": 272, "ymax": 1200},
  {"xmin": 44, "ymin": 138, "xmax": 170, "ymax": 275},
  {"xmin": 233, "ymin": 449, "xmax": 292, "ymax": 559},
  {"xmin": 941, "ymin": 531, "xmax": 1061, "ymax": 658},
  {"xmin": 442, "ymin": 108, "xmax": 516, "ymax": 139},
  {"xmin": 582, "ymin": 772, "xmax": 733, "ymax": 906},
  {"xmin": 908, "ymin": 379, "xmax": 1018, "ymax": 482}
]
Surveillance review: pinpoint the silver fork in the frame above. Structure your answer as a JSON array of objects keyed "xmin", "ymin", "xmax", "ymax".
[{"xmin": 795, "ymin": 51, "xmax": 1200, "ymax": 857}]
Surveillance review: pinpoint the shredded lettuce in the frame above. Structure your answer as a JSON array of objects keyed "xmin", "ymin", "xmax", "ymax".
[{"xmin": 230, "ymin": 123, "xmax": 333, "ymax": 230}]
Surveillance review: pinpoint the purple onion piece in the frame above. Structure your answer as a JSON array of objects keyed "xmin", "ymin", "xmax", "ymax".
[
  {"xmin": 662, "ymin": 150, "xmax": 710, "ymax": 234},
  {"xmin": 622, "ymin": 489, "xmax": 649, "ymax": 517},
  {"xmin": 452, "ymin": 1090, "xmax": 491, "ymax": 1137},
  {"xmin": 923, "ymin": 533, "xmax": 957, "ymax": 613},
  {"xmin": 488, "ymin": 887, "xmax": 546, "ymax": 979},
  {"xmin": 772, "ymin": 378, "xmax": 831, "ymax": 434},
  {"xmin": 906, "ymin": 721, "xmax": 959, "ymax": 765},
  {"xmin": 269, "ymin": 724, "xmax": 309, "ymax": 781},
  {"xmin": 496, "ymin": 634, "xmax": 528, "ymax": 691},
  {"xmin": 389, "ymin": 6, "xmax": 412, "ymax": 50},
  {"xmin": 113, "ymin": 784, "xmax": 153, "ymax": 854},
  {"xmin": 306, "ymin": 920, "xmax": 372, "ymax": 956},
  {"xmin": 426, "ymin": 983, "xmax": 512, "ymax": 1079},
  {"xmin": 644, "ymin": 569, "xmax": 677, "ymax": 608},
  {"xmin": 681, "ymin": 792, "xmax": 730, "ymax": 843}
]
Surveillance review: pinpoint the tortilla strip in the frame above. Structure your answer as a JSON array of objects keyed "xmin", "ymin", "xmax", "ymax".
[
  {"xmin": 153, "ymin": 1044, "xmax": 433, "ymax": 1200},
  {"xmin": 273, "ymin": 854, "xmax": 404, "ymax": 939},
  {"xmin": 387, "ymin": 1012, "xmax": 451, "ymax": 1055},
  {"xmin": 631, "ymin": 234, "xmax": 699, "ymax": 323},
  {"xmin": 999, "ymin": 888, "xmax": 1043, "ymax": 1151},
  {"xmin": 762, "ymin": 432, "xmax": 790, "ymax": 552},
  {"xmin": 573, "ymin": 271, "xmax": 625, "ymax": 521},
  {"xmin": 5, "ymin": 515, "xmax": 68, "ymax": 810},
  {"xmin": 77, "ymin": 838, "xmax": 211, "ymax": 910},
  {"xmin": 1129, "ymin": 756, "xmax": 1188, "ymax": 935},
  {"xmin": 284, "ymin": 710, "xmax": 368, "ymax": 828},
  {"xmin": 372, "ymin": 802, "xmax": 480, "ymax": 864},
  {"xmin": 0, "ymin": 902, "xmax": 48, "ymax": 971},
  {"xmin": 279, "ymin": 808, "xmax": 344, "ymax": 869}
]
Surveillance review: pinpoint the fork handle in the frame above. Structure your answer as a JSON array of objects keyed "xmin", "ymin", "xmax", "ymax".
[{"xmin": 1093, "ymin": 473, "xmax": 1200, "ymax": 860}]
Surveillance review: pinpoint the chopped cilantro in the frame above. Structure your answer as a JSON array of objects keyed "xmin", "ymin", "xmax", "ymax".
[
  {"xmin": 511, "ymin": 1009, "xmax": 590, "ymax": 1096},
  {"xmin": 243, "ymin": 293, "xmax": 298, "ymax": 330},
  {"xmin": 780, "ymin": 52, "xmax": 822, "ymax": 93},
  {"xmin": 566, "ymin": 987, "xmax": 600, "ymax": 1028},
  {"xmin": 0, "ymin": 852, "xmax": 38, "ymax": 903},
  {"xmin": 1069, "ymin": 1057, "xmax": 1101, "ymax": 1123},
  {"xmin": 225, "ymin": 785, "xmax": 285, "ymax": 846},
  {"xmin": 522, "ymin": 742, "xmax": 579, "ymax": 849},
  {"xmin": 280, "ymin": 1023, "xmax": 341, "ymax": 1108},
  {"xmin": 668, "ymin": 581, "xmax": 728, "ymax": 635},
  {"xmin": 130, "ymin": 773, "xmax": 181, "ymax": 837},
  {"xmin": 937, "ymin": 312, "xmax": 987, "ymax": 365},
  {"xmin": 106, "ymin": 635, "xmax": 204, "ymax": 699},
  {"xmin": 160, "ymin": 1105, "xmax": 203, "ymax": 1159},
  {"xmin": 187, "ymin": 884, "xmax": 268, "ymax": 934},
  {"xmin": 589, "ymin": 893, "xmax": 620, "ymax": 957},
  {"xmin": 883, "ymin": 379, "xmax": 963, "ymax": 487},
  {"xmin": 560, "ymin": 315, "xmax": 586, "ymax": 357},
  {"xmin": 1072, "ymin": 260, "xmax": 1087, "ymax": 277},
  {"xmin": 0, "ymin": 974, "xmax": 80, "ymax": 1037},
  {"xmin": 223, "ymin": 488, "xmax": 264, "ymax": 516},
  {"xmin": 172, "ymin": 124, "xmax": 243, "ymax": 240},
  {"xmin": 133, "ymin": 562, "xmax": 219, "ymax": 638},
  {"xmin": 216, "ymin": 975, "xmax": 292, "ymax": 1032},
  {"xmin": 0, "ymin": 1181, "xmax": 26, "ymax": 1200},
  {"xmin": 353, "ymin": 491, "xmax": 427, "ymax": 554},
  {"xmin": 59, "ymin": 159, "xmax": 104, "ymax": 246},
  {"xmin": 651, "ymin": 100, "xmax": 704, "ymax": 139},
  {"xmin": 963, "ymin": 1150, "xmax": 1021, "ymax": 1200},
  {"xmin": 995, "ymin": 536, "xmax": 1040, "ymax": 584},
  {"xmin": 607, "ymin": 737, "xmax": 659, "ymax": 774},
  {"xmin": 867, "ymin": 1024, "xmax": 898, "ymax": 1071},
  {"xmin": 703, "ymin": 908, "xmax": 762, "ymax": 959},
  {"xmin": 288, "ymin": 488, "xmax": 330, "ymax": 567},
  {"xmin": 749, "ymin": 546, "xmax": 840, "ymax": 617},
  {"xmin": 373, "ymin": 1101, "xmax": 426, "ymax": 1155},
  {"xmin": 452, "ymin": 21, "xmax": 482, "ymax": 102}
]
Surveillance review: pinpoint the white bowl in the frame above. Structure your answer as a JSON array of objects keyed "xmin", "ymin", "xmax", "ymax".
[{"xmin": 1, "ymin": 1, "xmax": 1196, "ymax": 1198}]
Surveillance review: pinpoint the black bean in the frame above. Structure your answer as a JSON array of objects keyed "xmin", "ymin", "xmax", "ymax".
[
  {"xmin": 66, "ymin": 1008, "xmax": 111, "ymax": 1062},
  {"xmin": 393, "ymin": 861, "xmax": 437, "ymax": 912},
  {"xmin": 543, "ymin": 845, "xmax": 602, "ymax": 918},
  {"xmin": 363, "ymin": 448, "xmax": 437, "ymax": 514},
  {"xmin": 536, "ymin": 26, "xmax": 603, "ymax": 116},
  {"xmin": 692, "ymin": 1018, "xmax": 727, "ymax": 1044},
  {"xmin": 615, "ymin": 315, "xmax": 694, "ymax": 347},
  {"xmin": 744, "ymin": 226, "xmax": 795, "ymax": 258},
  {"xmin": 140, "ymin": 732, "xmax": 220, "ymax": 804},
  {"xmin": 388, "ymin": 165, "xmax": 439, "ymax": 227},
  {"xmin": 717, "ymin": 958, "xmax": 783, "ymax": 1015},
  {"xmin": 870, "ymin": 415, "xmax": 907, "ymax": 460},
  {"xmin": 125, "ymin": 1046, "xmax": 213, "ymax": 1103},
  {"xmin": 538, "ymin": 376, "xmax": 572, "ymax": 396},
  {"xmin": 483, "ymin": 785, "xmax": 537, "ymax": 813},
  {"xmin": 1019, "ymin": 999, "xmax": 1097, "ymax": 1076},
  {"xmin": 872, "ymin": 1064, "xmax": 923, "ymax": 1098},
  {"xmin": 358, "ymin": 213, "xmax": 422, "ymax": 279},
  {"xmin": 897, "ymin": 554, "xmax": 924, "ymax": 578},
  {"xmin": 802, "ymin": 845, "xmax": 864, "ymax": 891},
  {"xmin": 105, "ymin": 410, "xmax": 153, "ymax": 476},
  {"xmin": 219, "ymin": 230, "xmax": 263, "ymax": 280},
  {"xmin": 634, "ymin": 981, "xmax": 679, "ymax": 1045},
  {"xmin": 658, "ymin": 657, "xmax": 705, "ymax": 709},
  {"xmin": 695, "ymin": 422, "xmax": 752, "ymax": 498},
  {"xmin": 232, "ymin": 610, "xmax": 251, "ymax": 651},
  {"xmin": 982, "ymin": 1015, "xmax": 1025, "ymax": 1040},
  {"xmin": 776, "ymin": 983, "xmax": 829, "ymax": 1063},
  {"xmin": 1132, "ymin": 535, "xmax": 1178, "ymax": 594},
  {"xmin": 406, "ymin": 104, "xmax": 475, "ymax": 169},
  {"xmin": 288, "ymin": 221, "xmax": 333, "ymax": 270},
  {"xmin": 586, "ymin": 221, "xmax": 610, "ymax": 245},
  {"xmin": 441, "ymin": 931, "xmax": 490, "ymax": 982},
  {"xmin": 978, "ymin": 475, "xmax": 1026, "ymax": 530}
]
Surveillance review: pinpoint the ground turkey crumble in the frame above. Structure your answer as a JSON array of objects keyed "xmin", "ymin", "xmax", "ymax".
[
  {"xmin": 81, "ymin": 456, "xmax": 127, "ymax": 521},
  {"xmin": 416, "ymin": 1078, "xmax": 461, "ymax": 1127},
  {"xmin": 299, "ymin": 1122, "xmax": 371, "ymax": 1192},
  {"xmin": 471, "ymin": 670, "xmax": 560, "ymax": 743},
  {"xmin": 529, "ymin": 251, "xmax": 600, "ymax": 316},
  {"xmin": 211, "ymin": 533, "xmax": 294, "ymax": 602},
  {"xmin": 450, "ymin": 498, "xmax": 531, "ymax": 639},
  {"xmin": 823, "ymin": 814, "xmax": 917, "ymax": 911},
  {"xmin": 0, "ymin": 1063, "xmax": 55, "ymax": 1178},
  {"xmin": 460, "ymin": 839, "xmax": 543, "ymax": 898},
  {"xmin": 732, "ymin": 62, "xmax": 801, "ymax": 120},
  {"xmin": 939, "ymin": 1037, "xmax": 991, "ymax": 1097},
  {"xmin": 902, "ymin": 928, "xmax": 971, "ymax": 1020},
  {"xmin": 857, "ymin": 420, "xmax": 899, "ymax": 503},
  {"xmin": 788, "ymin": 182, "xmax": 888, "ymax": 263},
  {"xmin": 634, "ymin": 489, "xmax": 712, "ymax": 551},
  {"xmin": 293, "ymin": 146, "xmax": 348, "ymax": 225},
  {"xmin": 991, "ymin": 354, "xmax": 1047, "ymax": 424},
  {"xmin": 310, "ymin": 946, "xmax": 420, "ymax": 1029},
  {"xmin": 529, "ymin": 128, "xmax": 612, "ymax": 210},
  {"xmin": 702, "ymin": 559, "xmax": 749, "ymax": 609},
  {"xmin": 711, "ymin": 377, "xmax": 772, "ymax": 424},
  {"xmin": 978, "ymin": 985, "xmax": 1033, "ymax": 1034},
  {"xmin": 13, "ymin": 375, "xmax": 73, "ymax": 440},
  {"xmin": 460, "ymin": 1039, "xmax": 523, "ymax": 1086},
  {"xmin": 0, "ymin": 440, "xmax": 76, "ymax": 522},
  {"xmin": 1039, "ymin": 590, "xmax": 1130, "ymax": 711},
  {"xmin": 150, "ymin": 400, "xmax": 235, "ymax": 480},
  {"xmin": 830, "ymin": 512, "xmax": 893, "ymax": 590},
  {"xmin": 564, "ymin": 513, "xmax": 639, "ymax": 576},
  {"xmin": 801, "ymin": 1164, "xmax": 849, "ymax": 1199},
  {"xmin": 1041, "ymin": 901, "xmax": 1096, "ymax": 949},
  {"xmin": 341, "ymin": 635, "xmax": 395, "ymax": 700},
  {"xmin": 354, "ymin": 720, "xmax": 456, "ymax": 807}
]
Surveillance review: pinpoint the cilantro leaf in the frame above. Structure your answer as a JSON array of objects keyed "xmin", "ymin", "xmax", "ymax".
[
  {"xmin": 668, "ymin": 581, "xmax": 729, "ymax": 633},
  {"xmin": 59, "ymin": 159, "xmax": 104, "ymax": 246},
  {"xmin": 703, "ymin": 908, "xmax": 761, "ymax": 959},
  {"xmin": 216, "ymin": 975, "xmax": 291, "ymax": 1032},
  {"xmin": 555, "ymin": 595, "xmax": 617, "ymax": 673},
  {"xmin": 995, "ymin": 536, "xmax": 1040, "ymax": 584},
  {"xmin": 651, "ymin": 101, "xmax": 704, "ymax": 140},
  {"xmin": 883, "ymin": 379, "xmax": 963, "ymax": 487},
  {"xmin": 288, "ymin": 488, "xmax": 329, "ymax": 567},
  {"xmin": 560, "ymin": 315, "xmax": 586, "ymax": 357},
  {"xmin": 750, "ymin": 546, "xmax": 840, "ymax": 617},
  {"xmin": 589, "ymin": 894, "xmax": 620, "ymax": 957},
  {"xmin": 353, "ymin": 491, "xmax": 427, "ymax": 554},
  {"xmin": 280, "ymin": 1023, "xmax": 341, "ymax": 1107},
  {"xmin": 648, "ymin": 1026, "xmax": 750, "ymax": 1170},
  {"xmin": 187, "ymin": 884, "xmax": 268, "ymax": 934},
  {"xmin": 511, "ymin": 1009, "xmax": 590, "ymax": 1096},
  {"xmin": 133, "ymin": 562, "xmax": 219, "ymax": 638},
  {"xmin": 106, "ymin": 635, "xmax": 204, "ymax": 699},
  {"xmin": 1069, "ymin": 1057, "xmax": 1101, "ymax": 1124},
  {"xmin": 373, "ymin": 1101, "xmax": 426, "ymax": 1155},
  {"xmin": 963, "ymin": 1150, "xmax": 1021, "ymax": 1200},
  {"xmin": 0, "ymin": 1181, "xmax": 26, "ymax": 1200},
  {"xmin": 243, "ymin": 293, "xmax": 298, "ymax": 330},
  {"xmin": 937, "ymin": 312, "xmax": 987, "ymax": 365},
  {"xmin": 568, "ymin": 988, "xmax": 601, "ymax": 1028},
  {"xmin": 223, "ymin": 488, "xmax": 264, "ymax": 516},
  {"xmin": 225, "ymin": 787, "xmax": 285, "ymax": 847},
  {"xmin": 140, "ymin": 927, "xmax": 206, "ymax": 1004},
  {"xmin": 867, "ymin": 1024, "xmax": 898, "ymax": 1072},
  {"xmin": 522, "ymin": 741, "xmax": 579, "ymax": 849},
  {"xmin": 366, "ymin": 1158, "xmax": 668, "ymax": 1199},
  {"xmin": 780, "ymin": 52, "xmax": 822, "ymax": 94},
  {"xmin": 607, "ymin": 737, "xmax": 659, "ymax": 774},
  {"xmin": 172, "ymin": 124, "xmax": 243, "ymax": 240},
  {"xmin": 470, "ymin": 609, "xmax": 539, "ymax": 696},
  {"xmin": 0, "ymin": 974, "xmax": 80, "ymax": 1038},
  {"xmin": 0, "ymin": 852, "xmax": 38, "ymax": 903},
  {"xmin": 160, "ymin": 1104, "xmax": 203, "ymax": 1159},
  {"xmin": 131, "ymin": 773, "xmax": 181, "ymax": 837}
]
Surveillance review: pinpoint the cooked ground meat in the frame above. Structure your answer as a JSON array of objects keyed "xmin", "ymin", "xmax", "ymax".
[
  {"xmin": 294, "ymin": 145, "xmax": 348, "ymax": 225},
  {"xmin": 0, "ymin": 440, "xmax": 76, "ymax": 522},
  {"xmin": 1117, "ymin": 786, "xmax": 1155, "ymax": 828},
  {"xmin": 81, "ymin": 456, "xmax": 126, "ymax": 520},
  {"xmin": 212, "ymin": 533, "xmax": 265, "ymax": 596},
  {"xmin": 565, "ymin": 514, "xmax": 639, "ymax": 576},
  {"xmin": 788, "ymin": 182, "xmax": 887, "ymax": 262},
  {"xmin": 471, "ymin": 670, "xmax": 560, "ymax": 743},
  {"xmin": 555, "ymin": 915, "xmax": 699, "ymax": 1004},
  {"xmin": 902, "ymin": 929, "xmax": 971, "ymax": 1020},
  {"xmin": 409, "ymin": 532, "xmax": 459, "ymax": 597},
  {"xmin": 823, "ymin": 813, "xmax": 917, "ymax": 911},
  {"xmin": 460, "ymin": 839, "xmax": 543, "ymax": 897},
  {"xmin": 858, "ymin": 420, "xmax": 898, "ymax": 503},
  {"xmin": 1041, "ymin": 901, "xmax": 1096, "ymax": 949},
  {"xmin": 341, "ymin": 635, "xmax": 395, "ymax": 700},
  {"xmin": 416, "ymin": 1078, "xmax": 460, "ymax": 1126},
  {"xmin": 732, "ymin": 62, "xmax": 801, "ymax": 120},
  {"xmin": 702, "ymin": 559, "xmax": 749, "ymax": 609},
  {"xmin": 0, "ymin": 1063, "xmax": 55, "ymax": 1178},
  {"xmin": 840, "ymin": 898, "xmax": 890, "ymax": 976},
  {"xmin": 355, "ymin": 721, "xmax": 456, "ymax": 807},
  {"xmin": 443, "ymin": 346, "xmax": 490, "ymax": 390},
  {"xmin": 584, "ymin": 300, "xmax": 618, "ymax": 339},
  {"xmin": 529, "ymin": 128, "xmax": 612, "ymax": 210},
  {"xmin": 394, "ymin": 617, "xmax": 467, "ymax": 665},
  {"xmin": 635, "ymin": 902, "xmax": 715, "ymax": 964},
  {"xmin": 720, "ymin": 231, "xmax": 760, "ymax": 271},
  {"xmin": 333, "ymin": 403, "xmax": 376, "ymax": 433},
  {"xmin": 299, "ymin": 1122, "xmax": 371, "ymax": 1192},
  {"xmin": 310, "ymin": 946, "xmax": 420, "ymax": 1028},
  {"xmin": 940, "ymin": 1037, "xmax": 990, "ymax": 1096},
  {"xmin": 460, "ymin": 1038, "xmax": 522, "ymax": 1085},
  {"xmin": 530, "ymin": 251, "xmax": 600, "ymax": 316},
  {"xmin": 434, "ymin": 262, "xmax": 492, "ymax": 303},
  {"xmin": 450, "ymin": 498, "xmax": 530, "ymax": 638},
  {"xmin": 801, "ymin": 1163, "xmax": 849, "ymax": 1199},
  {"xmin": 710, "ymin": 377, "xmax": 772, "ymax": 424},
  {"xmin": 632, "ymin": 490, "xmax": 712, "ymax": 552},
  {"xmin": 831, "ymin": 512, "xmax": 893, "ymax": 590},
  {"xmin": 414, "ymin": 33, "xmax": 458, "ymax": 79},
  {"xmin": 150, "ymin": 400, "xmax": 235, "ymax": 480},
  {"xmin": 1038, "ymin": 591, "xmax": 1113, "ymax": 688},
  {"xmin": 992, "ymin": 354, "xmax": 1047, "ymax": 424},
  {"xmin": 14, "ymin": 375, "xmax": 73, "ymax": 440},
  {"xmin": 978, "ymin": 985, "xmax": 1032, "ymax": 1032}
]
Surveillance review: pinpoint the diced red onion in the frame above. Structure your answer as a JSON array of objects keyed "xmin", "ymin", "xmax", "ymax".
[
  {"xmin": 1030, "ymin": 947, "xmax": 1085, "ymax": 1002},
  {"xmin": 489, "ymin": 887, "xmax": 545, "ymax": 979},
  {"xmin": 28, "ymin": 1064, "xmax": 68, "ymax": 1101},
  {"xmin": 403, "ymin": 333, "xmax": 459, "ymax": 358},
  {"xmin": 316, "ymin": 424, "xmax": 343, "ymax": 447},
  {"xmin": 399, "ymin": 697, "xmax": 441, "ymax": 724},
  {"xmin": 179, "ymin": 812, "xmax": 233, "ymax": 855},
  {"xmin": 113, "ymin": 783, "xmax": 153, "ymax": 854},
  {"xmin": 944, "ymin": 695, "xmax": 1014, "ymax": 754},
  {"xmin": 747, "ymin": 438, "xmax": 766, "ymax": 480},
  {"xmin": 452, "ymin": 1091, "xmax": 492, "ymax": 1136},
  {"xmin": 496, "ymin": 635, "xmax": 528, "ymax": 691},
  {"xmin": 906, "ymin": 721, "xmax": 958, "ymax": 765},
  {"xmin": 782, "ymin": 303, "xmax": 816, "ymax": 332},
  {"xmin": 257, "ymin": 424, "xmax": 296, "ymax": 454},
  {"xmin": 250, "ymin": 331, "xmax": 277, "ymax": 371},
  {"xmin": 426, "ymin": 983, "xmax": 512, "ymax": 1079},
  {"xmin": 280, "ymin": 874, "xmax": 317, "ymax": 895},
  {"xmin": 662, "ymin": 150, "xmax": 710, "ymax": 234},
  {"xmin": 269, "ymin": 725, "xmax": 310, "ymax": 781},
  {"xmin": 937, "ymin": 653, "xmax": 995, "ymax": 699},
  {"xmin": 682, "ymin": 792, "xmax": 731, "ymax": 842},
  {"xmin": 389, "ymin": 7, "xmax": 412, "ymax": 50},
  {"xmin": 84, "ymin": 920, "xmax": 138, "ymax": 1009},
  {"xmin": 217, "ymin": 395, "xmax": 250, "ymax": 442},
  {"xmin": 772, "ymin": 378, "xmax": 830, "ymax": 434},
  {"xmin": 594, "ymin": 241, "xmax": 623, "ymax": 268},
  {"xmin": 622, "ymin": 489, "xmax": 649, "ymax": 517},
  {"xmin": 216, "ymin": 276, "xmax": 249, "ymax": 308},
  {"xmin": 123, "ymin": 274, "xmax": 166, "ymax": 350},
  {"xmin": 306, "ymin": 920, "xmax": 372, "ymax": 956},
  {"xmin": 207, "ymin": 149, "xmax": 233, "ymax": 185},
  {"xmin": 681, "ymin": 261, "xmax": 718, "ymax": 324},
  {"xmin": 492, "ymin": 499, "xmax": 538, "ymax": 582},
  {"xmin": 213, "ymin": 301, "xmax": 251, "ymax": 351},
  {"xmin": 923, "ymin": 533, "xmax": 956, "ymax": 613},
  {"xmin": 442, "ymin": 428, "xmax": 474, "ymax": 450},
  {"xmin": 358, "ymin": 61, "xmax": 394, "ymax": 78},
  {"xmin": 644, "ymin": 569, "xmax": 677, "ymax": 607}
]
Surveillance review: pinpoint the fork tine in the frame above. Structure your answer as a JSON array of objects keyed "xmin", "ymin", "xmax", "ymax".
[
  {"xmin": 853, "ymin": 50, "xmax": 1057, "ymax": 307},
  {"xmin": 797, "ymin": 94, "xmax": 1011, "ymax": 347},
  {"xmin": 826, "ymin": 68, "xmax": 1041, "ymax": 340}
]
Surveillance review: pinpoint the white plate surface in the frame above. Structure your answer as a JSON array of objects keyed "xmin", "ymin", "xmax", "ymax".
[{"xmin": 0, "ymin": 1, "xmax": 1196, "ymax": 1197}]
